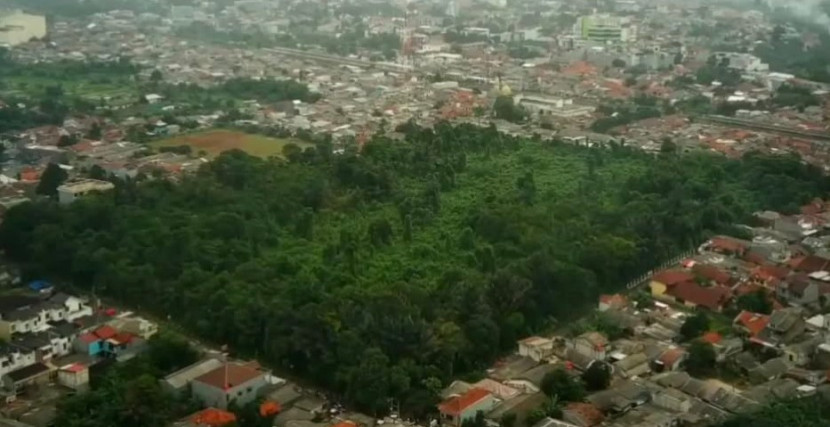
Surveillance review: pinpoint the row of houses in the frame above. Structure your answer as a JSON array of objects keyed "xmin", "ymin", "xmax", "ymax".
[{"xmin": 0, "ymin": 288, "xmax": 157, "ymax": 407}]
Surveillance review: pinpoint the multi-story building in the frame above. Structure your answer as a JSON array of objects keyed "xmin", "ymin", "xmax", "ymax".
[
  {"xmin": 56, "ymin": 179, "xmax": 115, "ymax": 204},
  {"xmin": 514, "ymin": 94, "xmax": 596, "ymax": 120},
  {"xmin": 574, "ymin": 14, "xmax": 637, "ymax": 44},
  {"xmin": 0, "ymin": 293, "xmax": 92, "ymax": 340},
  {"xmin": 190, "ymin": 361, "xmax": 269, "ymax": 409},
  {"xmin": 0, "ymin": 344, "xmax": 36, "ymax": 378}
]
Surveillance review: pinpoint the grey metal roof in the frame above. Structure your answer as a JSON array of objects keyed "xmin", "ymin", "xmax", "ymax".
[{"xmin": 162, "ymin": 358, "xmax": 223, "ymax": 390}]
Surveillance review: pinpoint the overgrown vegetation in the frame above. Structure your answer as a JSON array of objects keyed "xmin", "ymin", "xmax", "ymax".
[{"xmin": 1, "ymin": 123, "xmax": 828, "ymax": 416}]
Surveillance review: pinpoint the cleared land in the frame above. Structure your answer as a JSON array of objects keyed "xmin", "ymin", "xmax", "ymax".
[{"xmin": 152, "ymin": 129, "xmax": 309, "ymax": 158}]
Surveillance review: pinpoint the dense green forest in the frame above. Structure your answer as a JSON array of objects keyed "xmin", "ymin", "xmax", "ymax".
[{"xmin": 1, "ymin": 123, "xmax": 828, "ymax": 415}]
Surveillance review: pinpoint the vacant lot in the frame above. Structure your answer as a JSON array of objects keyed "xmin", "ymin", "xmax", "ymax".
[{"xmin": 153, "ymin": 129, "xmax": 308, "ymax": 158}]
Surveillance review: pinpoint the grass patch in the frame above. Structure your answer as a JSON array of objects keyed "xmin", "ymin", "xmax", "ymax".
[
  {"xmin": 1, "ymin": 76, "xmax": 137, "ymax": 102},
  {"xmin": 152, "ymin": 129, "xmax": 310, "ymax": 159}
]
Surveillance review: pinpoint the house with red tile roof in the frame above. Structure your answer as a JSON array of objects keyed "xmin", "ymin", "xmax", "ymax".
[
  {"xmin": 562, "ymin": 402, "xmax": 604, "ymax": 427},
  {"xmin": 650, "ymin": 270, "xmax": 695, "ymax": 298},
  {"xmin": 692, "ymin": 264, "xmax": 733, "ymax": 285},
  {"xmin": 438, "ymin": 387, "xmax": 496, "ymax": 426},
  {"xmin": 733, "ymin": 310, "xmax": 770, "ymax": 338},
  {"xmin": 666, "ymin": 281, "xmax": 732, "ymax": 312},
  {"xmin": 655, "ymin": 347, "xmax": 686, "ymax": 372},
  {"xmin": 751, "ymin": 265, "xmax": 791, "ymax": 286},
  {"xmin": 191, "ymin": 361, "xmax": 269, "ymax": 409}
]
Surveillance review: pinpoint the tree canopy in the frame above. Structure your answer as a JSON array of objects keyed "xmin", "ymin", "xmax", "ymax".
[
  {"xmin": 1, "ymin": 123, "xmax": 828, "ymax": 416},
  {"xmin": 680, "ymin": 312, "xmax": 710, "ymax": 342}
]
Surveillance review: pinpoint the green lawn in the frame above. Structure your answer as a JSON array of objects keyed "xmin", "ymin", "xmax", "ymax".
[{"xmin": 152, "ymin": 129, "xmax": 311, "ymax": 159}]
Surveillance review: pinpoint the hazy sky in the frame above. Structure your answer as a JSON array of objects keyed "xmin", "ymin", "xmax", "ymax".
[{"xmin": 762, "ymin": 0, "xmax": 830, "ymax": 29}]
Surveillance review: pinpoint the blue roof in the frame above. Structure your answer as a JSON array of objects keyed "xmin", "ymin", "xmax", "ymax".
[{"xmin": 28, "ymin": 281, "xmax": 52, "ymax": 291}]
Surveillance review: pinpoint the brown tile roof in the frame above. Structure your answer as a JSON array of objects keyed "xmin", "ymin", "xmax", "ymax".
[
  {"xmin": 668, "ymin": 282, "xmax": 732, "ymax": 310},
  {"xmin": 709, "ymin": 236, "xmax": 748, "ymax": 254},
  {"xmin": 692, "ymin": 264, "xmax": 733, "ymax": 285},
  {"xmin": 791, "ymin": 255, "xmax": 830, "ymax": 273},
  {"xmin": 652, "ymin": 270, "xmax": 695, "ymax": 286},
  {"xmin": 193, "ymin": 363, "xmax": 265, "ymax": 391},
  {"xmin": 752, "ymin": 265, "xmax": 791, "ymax": 282}
]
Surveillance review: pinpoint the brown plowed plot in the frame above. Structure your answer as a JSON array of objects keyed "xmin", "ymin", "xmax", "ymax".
[{"xmin": 153, "ymin": 130, "xmax": 309, "ymax": 158}]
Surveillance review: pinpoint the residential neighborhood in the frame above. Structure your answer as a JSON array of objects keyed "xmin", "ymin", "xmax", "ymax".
[
  {"xmin": 428, "ymin": 198, "xmax": 830, "ymax": 427},
  {"xmin": 0, "ymin": 0, "xmax": 829, "ymax": 426}
]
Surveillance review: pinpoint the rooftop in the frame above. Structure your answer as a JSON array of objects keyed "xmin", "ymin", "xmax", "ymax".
[
  {"xmin": 56, "ymin": 179, "xmax": 115, "ymax": 194},
  {"xmin": 438, "ymin": 387, "xmax": 492, "ymax": 416},
  {"xmin": 734, "ymin": 311, "xmax": 770, "ymax": 337},
  {"xmin": 5, "ymin": 362, "xmax": 50, "ymax": 383},
  {"xmin": 164, "ymin": 358, "xmax": 224, "ymax": 390},
  {"xmin": 193, "ymin": 362, "xmax": 265, "ymax": 391},
  {"xmin": 184, "ymin": 408, "xmax": 237, "ymax": 427}
]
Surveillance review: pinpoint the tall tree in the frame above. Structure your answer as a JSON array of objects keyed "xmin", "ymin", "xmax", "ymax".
[
  {"xmin": 685, "ymin": 340, "xmax": 717, "ymax": 377},
  {"xmin": 540, "ymin": 369, "xmax": 585, "ymax": 402},
  {"xmin": 582, "ymin": 362, "xmax": 611, "ymax": 391},
  {"xmin": 36, "ymin": 163, "xmax": 68, "ymax": 197},
  {"xmin": 680, "ymin": 312, "xmax": 710, "ymax": 342}
]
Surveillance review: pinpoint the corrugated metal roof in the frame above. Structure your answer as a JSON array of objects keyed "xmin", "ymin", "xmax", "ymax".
[{"xmin": 163, "ymin": 358, "xmax": 223, "ymax": 390}]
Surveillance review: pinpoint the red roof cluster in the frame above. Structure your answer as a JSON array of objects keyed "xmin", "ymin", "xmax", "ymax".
[
  {"xmin": 79, "ymin": 325, "xmax": 119, "ymax": 344},
  {"xmin": 438, "ymin": 388, "xmax": 491, "ymax": 416}
]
